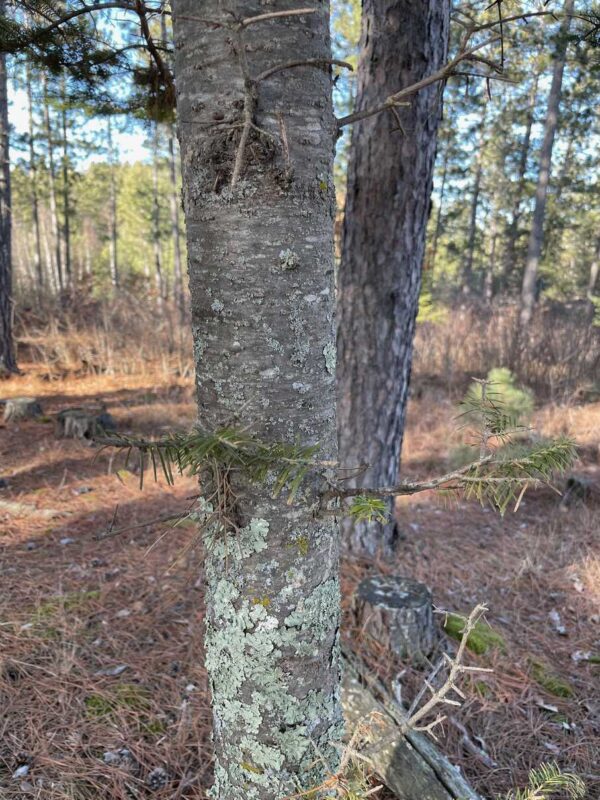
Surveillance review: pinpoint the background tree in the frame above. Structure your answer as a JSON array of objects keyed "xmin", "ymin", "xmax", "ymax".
[
  {"xmin": 0, "ymin": 0, "xmax": 16, "ymax": 374},
  {"xmin": 520, "ymin": 0, "xmax": 575, "ymax": 329},
  {"xmin": 337, "ymin": 0, "xmax": 450, "ymax": 555}
]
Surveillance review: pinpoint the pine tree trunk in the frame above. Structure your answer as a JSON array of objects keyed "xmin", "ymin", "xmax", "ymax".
[
  {"xmin": 588, "ymin": 237, "xmax": 600, "ymax": 299},
  {"xmin": 502, "ymin": 73, "xmax": 539, "ymax": 290},
  {"xmin": 172, "ymin": 2, "xmax": 341, "ymax": 797},
  {"xmin": 60, "ymin": 75, "xmax": 71, "ymax": 290},
  {"xmin": 337, "ymin": 0, "xmax": 450, "ymax": 555},
  {"xmin": 462, "ymin": 105, "xmax": 487, "ymax": 293},
  {"xmin": 42, "ymin": 76, "xmax": 63, "ymax": 294},
  {"xmin": 107, "ymin": 117, "xmax": 119, "ymax": 289},
  {"xmin": 152, "ymin": 121, "xmax": 164, "ymax": 307},
  {"xmin": 519, "ymin": 0, "xmax": 574, "ymax": 328},
  {"xmin": 0, "ymin": 0, "xmax": 17, "ymax": 374},
  {"xmin": 167, "ymin": 124, "xmax": 184, "ymax": 318},
  {"xmin": 26, "ymin": 64, "xmax": 43, "ymax": 294},
  {"xmin": 430, "ymin": 134, "xmax": 449, "ymax": 272}
]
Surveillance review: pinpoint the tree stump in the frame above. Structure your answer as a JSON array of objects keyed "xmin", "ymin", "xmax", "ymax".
[
  {"xmin": 355, "ymin": 575, "xmax": 439, "ymax": 663},
  {"xmin": 2, "ymin": 397, "xmax": 43, "ymax": 423},
  {"xmin": 55, "ymin": 407, "xmax": 116, "ymax": 442}
]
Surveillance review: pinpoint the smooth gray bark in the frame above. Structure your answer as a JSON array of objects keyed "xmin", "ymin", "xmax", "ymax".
[
  {"xmin": 0, "ymin": 0, "xmax": 16, "ymax": 373},
  {"xmin": 107, "ymin": 117, "xmax": 119, "ymax": 289},
  {"xmin": 338, "ymin": 0, "xmax": 450, "ymax": 555},
  {"xmin": 519, "ymin": 0, "xmax": 574, "ymax": 328},
  {"xmin": 172, "ymin": 2, "xmax": 341, "ymax": 797}
]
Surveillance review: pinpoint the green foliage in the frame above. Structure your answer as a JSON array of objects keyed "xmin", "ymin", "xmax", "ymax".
[
  {"xmin": 502, "ymin": 761, "xmax": 585, "ymax": 800},
  {"xmin": 530, "ymin": 660, "xmax": 574, "ymax": 698},
  {"xmin": 416, "ymin": 291, "xmax": 449, "ymax": 325},
  {"xmin": 443, "ymin": 612, "xmax": 506, "ymax": 655},
  {"xmin": 462, "ymin": 368, "xmax": 534, "ymax": 430},
  {"xmin": 460, "ymin": 437, "xmax": 577, "ymax": 515},
  {"xmin": 347, "ymin": 496, "xmax": 388, "ymax": 524},
  {"xmin": 103, "ymin": 426, "xmax": 320, "ymax": 502},
  {"xmin": 85, "ymin": 684, "xmax": 151, "ymax": 719}
]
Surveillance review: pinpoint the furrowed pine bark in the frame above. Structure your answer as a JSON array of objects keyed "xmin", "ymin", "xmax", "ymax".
[
  {"xmin": 338, "ymin": 0, "xmax": 450, "ymax": 555},
  {"xmin": 171, "ymin": 2, "xmax": 341, "ymax": 798},
  {"xmin": 519, "ymin": 0, "xmax": 574, "ymax": 329},
  {"xmin": 0, "ymin": 0, "xmax": 17, "ymax": 374}
]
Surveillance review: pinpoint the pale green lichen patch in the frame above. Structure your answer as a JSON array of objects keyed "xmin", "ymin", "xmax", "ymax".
[
  {"xmin": 279, "ymin": 248, "xmax": 300, "ymax": 270},
  {"xmin": 323, "ymin": 342, "xmax": 336, "ymax": 375},
  {"xmin": 204, "ymin": 512, "xmax": 341, "ymax": 798}
]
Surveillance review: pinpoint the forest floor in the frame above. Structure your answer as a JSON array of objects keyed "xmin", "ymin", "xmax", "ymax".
[{"xmin": 0, "ymin": 366, "xmax": 598, "ymax": 800}]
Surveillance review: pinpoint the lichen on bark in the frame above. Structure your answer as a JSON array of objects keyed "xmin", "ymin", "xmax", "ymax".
[{"xmin": 171, "ymin": 1, "xmax": 342, "ymax": 796}]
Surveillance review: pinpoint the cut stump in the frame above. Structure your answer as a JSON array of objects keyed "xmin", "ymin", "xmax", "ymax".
[
  {"xmin": 2, "ymin": 397, "xmax": 43, "ymax": 423},
  {"xmin": 55, "ymin": 407, "xmax": 116, "ymax": 442},
  {"xmin": 355, "ymin": 575, "xmax": 439, "ymax": 663}
]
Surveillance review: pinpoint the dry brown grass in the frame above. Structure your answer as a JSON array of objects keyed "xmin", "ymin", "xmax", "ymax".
[
  {"xmin": 414, "ymin": 300, "xmax": 600, "ymax": 401},
  {"xmin": 14, "ymin": 294, "xmax": 193, "ymax": 382}
]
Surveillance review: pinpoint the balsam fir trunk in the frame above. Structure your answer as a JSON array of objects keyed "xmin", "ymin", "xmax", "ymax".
[
  {"xmin": 337, "ymin": 0, "xmax": 449, "ymax": 555},
  {"xmin": 171, "ymin": 2, "xmax": 341, "ymax": 798},
  {"xmin": 0, "ymin": 0, "xmax": 16, "ymax": 374},
  {"xmin": 519, "ymin": 0, "xmax": 574, "ymax": 329}
]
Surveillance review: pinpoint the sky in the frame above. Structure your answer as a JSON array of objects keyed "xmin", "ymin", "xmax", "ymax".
[{"xmin": 8, "ymin": 82, "xmax": 148, "ymax": 167}]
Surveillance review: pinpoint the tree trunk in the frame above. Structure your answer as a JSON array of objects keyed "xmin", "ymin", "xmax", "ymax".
[
  {"xmin": 167, "ymin": 123, "xmax": 184, "ymax": 319},
  {"xmin": 588, "ymin": 236, "xmax": 600, "ymax": 299},
  {"xmin": 502, "ymin": 74, "xmax": 539, "ymax": 290},
  {"xmin": 107, "ymin": 117, "xmax": 119, "ymax": 289},
  {"xmin": 337, "ymin": 0, "xmax": 450, "ymax": 555},
  {"xmin": 42, "ymin": 76, "xmax": 63, "ymax": 294},
  {"xmin": 462, "ymin": 104, "xmax": 487, "ymax": 293},
  {"xmin": 151, "ymin": 121, "xmax": 164, "ymax": 307},
  {"xmin": 26, "ymin": 64, "xmax": 43, "ymax": 294},
  {"xmin": 0, "ymin": 0, "xmax": 16, "ymax": 374},
  {"xmin": 430, "ymin": 133, "xmax": 449, "ymax": 273},
  {"xmin": 60, "ymin": 74, "xmax": 72, "ymax": 290},
  {"xmin": 519, "ymin": 0, "xmax": 574, "ymax": 328},
  {"xmin": 172, "ymin": 2, "xmax": 341, "ymax": 798}
]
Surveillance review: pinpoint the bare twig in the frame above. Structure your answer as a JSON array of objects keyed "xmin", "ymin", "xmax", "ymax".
[
  {"xmin": 255, "ymin": 58, "xmax": 353, "ymax": 84},
  {"xmin": 328, "ymin": 456, "xmax": 493, "ymax": 499},
  {"xmin": 240, "ymin": 8, "xmax": 314, "ymax": 27}
]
